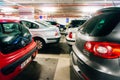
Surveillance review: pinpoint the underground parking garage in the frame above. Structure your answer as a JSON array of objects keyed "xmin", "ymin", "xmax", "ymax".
[
  {"xmin": 13, "ymin": 35, "xmax": 71, "ymax": 80},
  {"xmin": 1, "ymin": 0, "xmax": 120, "ymax": 80}
]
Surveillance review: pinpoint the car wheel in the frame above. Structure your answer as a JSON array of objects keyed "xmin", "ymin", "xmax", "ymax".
[{"xmin": 34, "ymin": 38, "xmax": 45, "ymax": 50}]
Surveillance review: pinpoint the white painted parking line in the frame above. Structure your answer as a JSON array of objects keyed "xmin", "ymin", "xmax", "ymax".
[{"xmin": 54, "ymin": 54, "xmax": 70, "ymax": 80}]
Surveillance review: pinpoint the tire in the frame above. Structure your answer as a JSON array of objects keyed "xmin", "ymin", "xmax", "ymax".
[{"xmin": 34, "ymin": 38, "xmax": 45, "ymax": 50}]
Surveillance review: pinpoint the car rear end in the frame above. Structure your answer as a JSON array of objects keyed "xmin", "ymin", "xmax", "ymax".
[
  {"xmin": 66, "ymin": 20, "xmax": 86, "ymax": 45},
  {"xmin": 36, "ymin": 21, "xmax": 61, "ymax": 44},
  {"xmin": 0, "ymin": 19, "xmax": 37, "ymax": 80},
  {"xmin": 70, "ymin": 7, "xmax": 120, "ymax": 80},
  {"xmin": 45, "ymin": 26, "xmax": 61, "ymax": 44},
  {"xmin": 66, "ymin": 28, "xmax": 78, "ymax": 45},
  {"xmin": 0, "ymin": 40, "xmax": 37, "ymax": 80}
]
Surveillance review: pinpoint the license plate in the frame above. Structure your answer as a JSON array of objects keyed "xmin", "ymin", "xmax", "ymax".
[{"xmin": 21, "ymin": 57, "xmax": 31, "ymax": 68}]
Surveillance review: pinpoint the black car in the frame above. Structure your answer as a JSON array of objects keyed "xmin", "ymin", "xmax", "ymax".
[
  {"xmin": 46, "ymin": 21, "xmax": 66, "ymax": 33},
  {"xmin": 68, "ymin": 20, "xmax": 86, "ymax": 28},
  {"xmin": 70, "ymin": 7, "xmax": 120, "ymax": 80}
]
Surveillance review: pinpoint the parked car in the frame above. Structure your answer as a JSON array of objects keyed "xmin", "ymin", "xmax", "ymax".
[
  {"xmin": 66, "ymin": 19, "xmax": 86, "ymax": 45},
  {"xmin": 20, "ymin": 19, "xmax": 61, "ymax": 50},
  {"xmin": 46, "ymin": 21, "xmax": 66, "ymax": 34},
  {"xmin": 70, "ymin": 7, "xmax": 120, "ymax": 80},
  {"xmin": 0, "ymin": 19, "xmax": 37, "ymax": 80}
]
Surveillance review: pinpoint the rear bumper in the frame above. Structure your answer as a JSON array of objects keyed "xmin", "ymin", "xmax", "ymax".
[
  {"xmin": 66, "ymin": 38, "xmax": 75, "ymax": 45},
  {"xmin": 70, "ymin": 52, "xmax": 85, "ymax": 80},
  {"xmin": 0, "ymin": 41, "xmax": 37, "ymax": 80},
  {"xmin": 47, "ymin": 37, "xmax": 61, "ymax": 44},
  {"xmin": 71, "ymin": 45, "xmax": 120, "ymax": 80}
]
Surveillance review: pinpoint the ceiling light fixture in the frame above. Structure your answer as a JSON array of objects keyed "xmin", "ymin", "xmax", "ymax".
[{"xmin": 41, "ymin": 7, "xmax": 57, "ymax": 13}]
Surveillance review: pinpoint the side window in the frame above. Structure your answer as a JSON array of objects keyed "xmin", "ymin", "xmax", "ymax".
[
  {"xmin": 31, "ymin": 23, "xmax": 39, "ymax": 29},
  {"xmin": 21, "ymin": 21, "xmax": 39, "ymax": 29},
  {"xmin": 21, "ymin": 21, "xmax": 32, "ymax": 28}
]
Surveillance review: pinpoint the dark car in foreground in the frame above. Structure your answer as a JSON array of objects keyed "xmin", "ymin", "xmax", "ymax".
[
  {"xmin": 70, "ymin": 7, "xmax": 120, "ymax": 80},
  {"xmin": 0, "ymin": 19, "xmax": 37, "ymax": 80}
]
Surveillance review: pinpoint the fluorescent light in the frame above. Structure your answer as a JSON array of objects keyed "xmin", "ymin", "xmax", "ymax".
[
  {"xmin": 81, "ymin": 6, "xmax": 101, "ymax": 13},
  {"xmin": 41, "ymin": 7, "xmax": 57, "ymax": 13},
  {"xmin": 1, "ymin": 7, "xmax": 17, "ymax": 12}
]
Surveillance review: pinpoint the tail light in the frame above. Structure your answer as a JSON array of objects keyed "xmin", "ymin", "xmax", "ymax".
[
  {"xmin": 84, "ymin": 41, "xmax": 120, "ymax": 59},
  {"xmin": 55, "ymin": 31, "xmax": 58, "ymax": 36},
  {"xmin": 68, "ymin": 32, "xmax": 72, "ymax": 38}
]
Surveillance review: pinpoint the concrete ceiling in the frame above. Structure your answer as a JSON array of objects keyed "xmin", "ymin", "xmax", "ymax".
[{"xmin": 1, "ymin": 0, "xmax": 120, "ymax": 17}]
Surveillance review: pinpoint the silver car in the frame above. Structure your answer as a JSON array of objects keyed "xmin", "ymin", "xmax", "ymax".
[
  {"xmin": 66, "ymin": 19, "xmax": 86, "ymax": 45},
  {"xmin": 70, "ymin": 7, "xmax": 120, "ymax": 80},
  {"xmin": 20, "ymin": 19, "xmax": 61, "ymax": 50}
]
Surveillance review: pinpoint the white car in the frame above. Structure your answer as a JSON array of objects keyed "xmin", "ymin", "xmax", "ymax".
[
  {"xmin": 66, "ymin": 27, "xmax": 78, "ymax": 45},
  {"xmin": 20, "ymin": 19, "xmax": 61, "ymax": 50},
  {"xmin": 66, "ymin": 19, "xmax": 86, "ymax": 45}
]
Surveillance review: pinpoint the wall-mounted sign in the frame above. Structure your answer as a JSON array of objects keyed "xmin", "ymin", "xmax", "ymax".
[
  {"xmin": 66, "ymin": 18, "xmax": 69, "ymax": 23},
  {"xmin": 39, "ymin": 16, "xmax": 42, "ymax": 19}
]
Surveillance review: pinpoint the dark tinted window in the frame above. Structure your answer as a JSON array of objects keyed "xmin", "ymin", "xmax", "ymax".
[
  {"xmin": 70, "ymin": 20, "xmax": 86, "ymax": 28},
  {"xmin": 21, "ymin": 21, "xmax": 39, "ymax": 29},
  {"xmin": 2, "ymin": 22, "xmax": 20, "ymax": 33},
  {"xmin": 47, "ymin": 21, "xmax": 57, "ymax": 25},
  {"xmin": 80, "ymin": 12, "xmax": 120, "ymax": 36},
  {"xmin": 0, "ymin": 22, "xmax": 32, "ymax": 54}
]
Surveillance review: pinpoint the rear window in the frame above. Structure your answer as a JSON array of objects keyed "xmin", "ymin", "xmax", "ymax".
[
  {"xmin": 70, "ymin": 20, "xmax": 86, "ymax": 28},
  {"xmin": 35, "ymin": 21, "xmax": 50, "ymax": 28},
  {"xmin": 0, "ymin": 22, "xmax": 20, "ymax": 33},
  {"xmin": 80, "ymin": 12, "xmax": 120, "ymax": 36},
  {"xmin": 47, "ymin": 21, "xmax": 57, "ymax": 25}
]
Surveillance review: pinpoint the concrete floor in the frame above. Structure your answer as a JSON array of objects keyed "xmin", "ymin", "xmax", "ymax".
[{"xmin": 14, "ymin": 35, "xmax": 71, "ymax": 80}]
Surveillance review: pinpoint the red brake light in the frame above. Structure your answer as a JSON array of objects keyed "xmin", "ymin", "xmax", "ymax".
[
  {"xmin": 55, "ymin": 31, "xmax": 58, "ymax": 36},
  {"xmin": 69, "ymin": 32, "xmax": 72, "ymax": 38},
  {"xmin": 84, "ymin": 41, "xmax": 120, "ymax": 59}
]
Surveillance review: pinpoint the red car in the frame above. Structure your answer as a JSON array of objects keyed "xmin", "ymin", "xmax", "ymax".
[{"xmin": 0, "ymin": 19, "xmax": 37, "ymax": 80}]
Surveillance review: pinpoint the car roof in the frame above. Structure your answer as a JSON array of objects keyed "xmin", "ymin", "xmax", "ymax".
[
  {"xmin": 0, "ymin": 19, "xmax": 20, "ymax": 23},
  {"xmin": 93, "ymin": 7, "xmax": 120, "ymax": 17},
  {"xmin": 98, "ymin": 7, "xmax": 120, "ymax": 13},
  {"xmin": 94, "ymin": 7, "xmax": 120, "ymax": 16}
]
